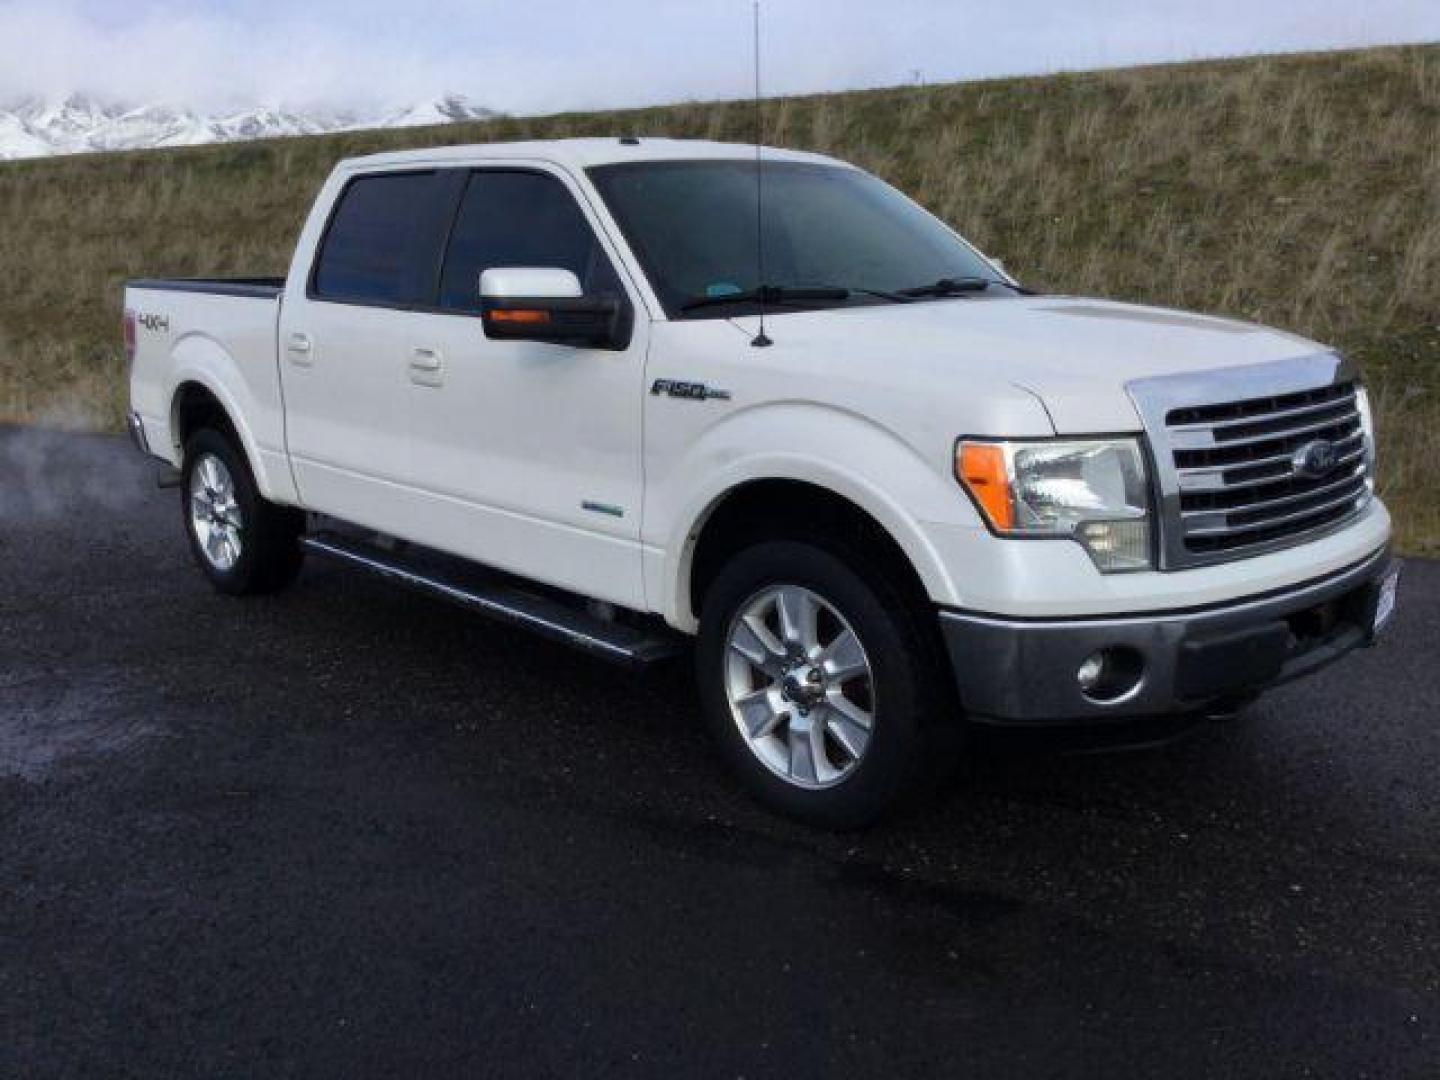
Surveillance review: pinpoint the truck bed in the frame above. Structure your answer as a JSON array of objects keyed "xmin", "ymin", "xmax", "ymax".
[
  {"xmin": 127, "ymin": 277, "xmax": 284, "ymax": 299},
  {"xmin": 125, "ymin": 276, "xmax": 289, "ymax": 479}
]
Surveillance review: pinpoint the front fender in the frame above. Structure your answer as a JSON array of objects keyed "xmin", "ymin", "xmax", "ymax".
[{"xmin": 646, "ymin": 401, "xmax": 983, "ymax": 631}]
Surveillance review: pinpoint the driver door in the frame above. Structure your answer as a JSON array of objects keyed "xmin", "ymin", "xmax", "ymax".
[{"xmin": 401, "ymin": 166, "xmax": 648, "ymax": 609}]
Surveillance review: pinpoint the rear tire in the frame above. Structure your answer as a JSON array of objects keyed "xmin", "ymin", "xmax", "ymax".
[
  {"xmin": 181, "ymin": 427, "xmax": 304, "ymax": 596},
  {"xmin": 696, "ymin": 540, "xmax": 959, "ymax": 829}
]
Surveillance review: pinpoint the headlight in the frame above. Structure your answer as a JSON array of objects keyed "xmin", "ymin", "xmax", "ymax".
[
  {"xmin": 1355, "ymin": 385, "xmax": 1377, "ymax": 489},
  {"xmin": 955, "ymin": 437, "xmax": 1154, "ymax": 572}
]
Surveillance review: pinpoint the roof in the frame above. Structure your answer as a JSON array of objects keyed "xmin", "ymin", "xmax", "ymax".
[{"xmin": 341, "ymin": 137, "xmax": 849, "ymax": 172}]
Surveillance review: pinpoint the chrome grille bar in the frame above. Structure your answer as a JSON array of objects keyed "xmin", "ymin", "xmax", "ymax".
[
  {"xmin": 1166, "ymin": 392, "xmax": 1358, "ymax": 435},
  {"xmin": 1180, "ymin": 464, "xmax": 1366, "ymax": 525},
  {"xmin": 1175, "ymin": 433, "xmax": 1364, "ymax": 492},
  {"xmin": 1168, "ymin": 408, "xmax": 1359, "ymax": 452},
  {"xmin": 1183, "ymin": 475, "xmax": 1367, "ymax": 537}
]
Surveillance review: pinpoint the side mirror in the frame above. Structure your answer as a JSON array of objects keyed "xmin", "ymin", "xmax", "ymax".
[{"xmin": 478, "ymin": 267, "xmax": 629, "ymax": 350}]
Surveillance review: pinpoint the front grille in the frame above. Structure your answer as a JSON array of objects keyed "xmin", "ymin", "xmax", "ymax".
[{"xmin": 1164, "ymin": 381, "xmax": 1368, "ymax": 559}]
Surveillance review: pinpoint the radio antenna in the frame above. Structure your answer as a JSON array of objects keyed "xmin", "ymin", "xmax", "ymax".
[{"xmin": 750, "ymin": 0, "xmax": 772, "ymax": 347}]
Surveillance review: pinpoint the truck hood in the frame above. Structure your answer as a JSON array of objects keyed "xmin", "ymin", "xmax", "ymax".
[{"xmin": 728, "ymin": 296, "xmax": 1327, "ymax": 433}]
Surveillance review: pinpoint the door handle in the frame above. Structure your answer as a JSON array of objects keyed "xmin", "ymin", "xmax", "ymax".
[
  {"xmin": 286, "ymin": 333, "xmax": 313, "ymax": 366},
  {"xmin": 409, "ymin": 347, "xmax": 444, "ymax": 386}
]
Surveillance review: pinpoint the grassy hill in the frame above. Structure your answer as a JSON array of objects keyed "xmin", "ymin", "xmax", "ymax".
[{"xmin": 0, "ymin": 44, "xmax": 1435, "ymax": 552}]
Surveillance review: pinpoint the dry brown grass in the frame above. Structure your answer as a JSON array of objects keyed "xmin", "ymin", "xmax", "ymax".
[{"xmin": 1, "ymin": 44, "xmax": 1435, "ymax": 551}]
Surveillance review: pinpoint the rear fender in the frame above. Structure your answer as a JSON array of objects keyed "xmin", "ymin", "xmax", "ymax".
[{"xmin": 169, "ymin": 333, "xmax": 298, "ymax": 504}]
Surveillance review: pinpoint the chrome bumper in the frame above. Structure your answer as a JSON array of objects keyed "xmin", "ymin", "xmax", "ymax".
[{"xmin": 940, "ymin": 546, "xmax": 1395, "ymax": 724}]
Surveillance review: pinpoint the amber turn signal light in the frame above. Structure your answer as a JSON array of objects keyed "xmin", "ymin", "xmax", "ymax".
[
  {"xmin": 486, "ymin": 308, "xmax": 551, "ymax": 325},
  {"xmin": 956, "ymin": 441, "xmax": 1014, "ymax": 531}
]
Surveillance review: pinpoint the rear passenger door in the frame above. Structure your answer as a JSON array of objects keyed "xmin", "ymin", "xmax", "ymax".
[
  {"xmin": 402, "ymin": 166, "xmax": 648, "ymax": 608},
  {"xmin": 279, "ymin": 168, "xmax": 460, "ymax": 535}
]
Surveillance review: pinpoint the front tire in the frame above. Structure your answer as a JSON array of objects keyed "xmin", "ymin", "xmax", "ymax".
[
  {"xmin": 696, "ymin": 540, "xmax": 955, "ymax": 828},
  {"xmin": 182, "ymin": 427, "xmax": 304, "ymax": 596}
]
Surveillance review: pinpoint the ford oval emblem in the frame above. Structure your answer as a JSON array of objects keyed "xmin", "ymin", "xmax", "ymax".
[{"xmin": 1292, "ymin": 439, "xmax": 1339, "ymax": 479}]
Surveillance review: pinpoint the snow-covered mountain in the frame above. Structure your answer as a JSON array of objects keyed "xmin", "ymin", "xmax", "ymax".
[{"xmin": 0, "ymin": 93, "xmax": 503, "ymax": 160}]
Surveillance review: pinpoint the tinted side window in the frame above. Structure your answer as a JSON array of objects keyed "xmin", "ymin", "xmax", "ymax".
[
  {"xmin": 312, "ymin": 172, "xmax": 449, "ymax": 305},
  {"xmin": 438, "ymin": 171, "xmax": 622, "ymax": 311}
]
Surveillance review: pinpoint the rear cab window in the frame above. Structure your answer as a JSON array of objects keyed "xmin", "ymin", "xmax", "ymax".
[{"xmin": 310, "ymin": 171, "xmax": 454, "ymax": 306}]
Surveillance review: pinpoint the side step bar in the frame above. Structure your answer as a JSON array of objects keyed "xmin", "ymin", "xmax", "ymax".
[{"xmin": 301, "ymin": 532, "xmax": 683, "ymax": 668}]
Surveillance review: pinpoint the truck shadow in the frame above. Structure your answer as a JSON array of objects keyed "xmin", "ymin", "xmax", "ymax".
[{"xmin": 292, "ymin": 555, "xmax": 1410, "ymax": 858}]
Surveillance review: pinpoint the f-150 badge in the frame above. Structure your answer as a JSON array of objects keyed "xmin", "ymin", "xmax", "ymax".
[{"xmin": 650, "ymin": 378, "xmax": 731, "ymax": 401}]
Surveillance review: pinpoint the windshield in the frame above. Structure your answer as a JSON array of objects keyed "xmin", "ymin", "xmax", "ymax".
[{"xmin": 587, "ymin": 159, "xmax": 1009, "ymax": 319}]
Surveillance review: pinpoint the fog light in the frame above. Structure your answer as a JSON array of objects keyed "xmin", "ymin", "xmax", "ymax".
[
  {"xmin": 1075, "ymin": 647, "xmax": 1145, "ymax": 703},
  {"xmin": 1077, "ymin": 652, "xmax": 1106, "ymax": 692}
]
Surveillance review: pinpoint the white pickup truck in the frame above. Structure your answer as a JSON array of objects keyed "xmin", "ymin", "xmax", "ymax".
[{"xmin": 125, "ymin": 138, "xmax": 1398, "ymax": 826}]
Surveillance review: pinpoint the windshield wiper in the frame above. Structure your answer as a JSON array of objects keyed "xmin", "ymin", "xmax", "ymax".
[
  {"xmin": 896, "ymin": 276, "xmax": 996, "ymax": 298},
  {"xmin": 679, "ymin": 284, "xmax": 911, "ymax": 313},
  {"xmin": 897, "ymin": 276, "xmax": 1039, "ymax": 298}
]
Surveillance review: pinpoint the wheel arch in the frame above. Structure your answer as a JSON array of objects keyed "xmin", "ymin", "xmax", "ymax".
[
  {"xmin": 166, "ymin": 339, "xmax": 292, "ymax": 504},
  {"xmin": 167, "ymin": 373, "xmax": 288, "ymax": 500},
  {"xmin": 171, "ymin": 380, "xmax": 236, "ymax": 452},
  {"xmin": 669, "ymin": 469, "xmax": 958, "ymax": 633}
]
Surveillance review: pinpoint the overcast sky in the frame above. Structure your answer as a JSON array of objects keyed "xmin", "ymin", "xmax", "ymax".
[{"xmin": 1, "ymin": 0, "xmax": 1437, "ymax": 112}]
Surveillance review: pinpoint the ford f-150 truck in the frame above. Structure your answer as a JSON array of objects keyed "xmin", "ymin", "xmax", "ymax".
[{"xmin": 125, "ymin": 138, "xmax": 1399, "ymax": 826}]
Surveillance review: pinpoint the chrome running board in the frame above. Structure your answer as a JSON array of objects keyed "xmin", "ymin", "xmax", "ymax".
[{"xmin": 301, "ymin": 531, "xmax": 682, "ymax": 668}]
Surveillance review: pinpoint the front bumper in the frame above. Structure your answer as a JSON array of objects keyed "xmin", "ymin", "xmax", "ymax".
[{"xmin": 940, "ymin": 545, "xmax": 1395, "ymax": 724}]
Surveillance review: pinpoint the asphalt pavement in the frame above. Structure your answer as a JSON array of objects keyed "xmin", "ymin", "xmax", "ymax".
[{"xmin": 2, "ymin": 428, "xmax": 1437, "ymax": 1078}]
